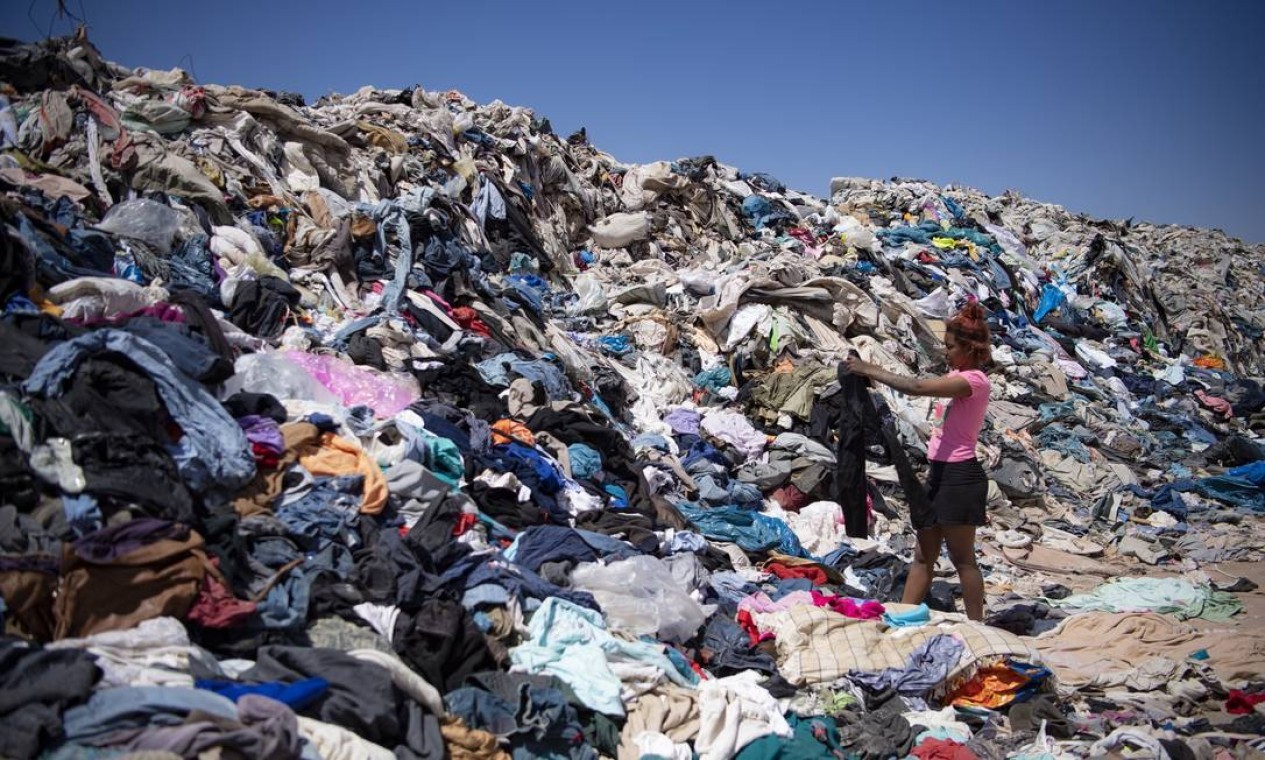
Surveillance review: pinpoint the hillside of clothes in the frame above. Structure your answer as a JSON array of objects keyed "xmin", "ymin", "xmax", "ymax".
[{"xmin": 2, "ymin": 31, "xmax": 1265, "ymax": 760}]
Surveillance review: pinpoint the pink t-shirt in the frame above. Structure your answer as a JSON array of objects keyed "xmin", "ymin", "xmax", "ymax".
[{"xmin": 926, "ymin": 370, "xmax": 991, "ymax": 462}]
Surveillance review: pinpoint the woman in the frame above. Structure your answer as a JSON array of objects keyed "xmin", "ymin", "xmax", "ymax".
[{"xmin": 843, "ymin": 301, "xmax": 992, "ymax": 620}]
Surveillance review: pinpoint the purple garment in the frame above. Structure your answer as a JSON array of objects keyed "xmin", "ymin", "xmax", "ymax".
[
  {"xmin": 848, "ymin": 634, "xmax": 964, "ymax": 696},
  {"xmin": 72, "ymin": 519, "xmax": 188, "ymax": 563},
  {"xmin": 237, "ymin": 415, "xmax": 285, "ymax": 455},
  {"xmin": 664, "ymin": 407, "xmax": 702, "ymax": 436}
]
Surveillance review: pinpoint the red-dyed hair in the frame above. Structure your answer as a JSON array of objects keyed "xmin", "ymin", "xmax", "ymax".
[{"xmin": 946, "ymin": 301, "xmax": 992, "ymax": 367}]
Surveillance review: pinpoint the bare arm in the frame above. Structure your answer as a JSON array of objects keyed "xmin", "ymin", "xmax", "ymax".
[{"xmin": 843, "ymin": 357, "xmax": 972, "ymax": 399}]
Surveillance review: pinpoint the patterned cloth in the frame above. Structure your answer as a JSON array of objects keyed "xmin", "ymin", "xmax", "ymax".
[{"xmin": 751, "ymin": 605, "xmax": 1043, "ymax": 687}]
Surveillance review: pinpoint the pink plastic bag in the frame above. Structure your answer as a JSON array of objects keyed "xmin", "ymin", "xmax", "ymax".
[{"xmin": 283, "ymin": 351, "xmax": 419, "ymax": 417}]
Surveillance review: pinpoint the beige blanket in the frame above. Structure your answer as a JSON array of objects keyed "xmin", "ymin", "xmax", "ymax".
[{"xmin": 1030, "ymin": 611, "xmax": 1265, "ymax": 691}]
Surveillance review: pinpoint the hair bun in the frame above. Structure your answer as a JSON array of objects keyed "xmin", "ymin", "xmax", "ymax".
[{"xmin": 956, "ymin": 301, "xmax": 986, "ymax": 324}]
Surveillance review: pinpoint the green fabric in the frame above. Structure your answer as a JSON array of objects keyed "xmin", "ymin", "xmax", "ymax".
[
  {"xmin": 0, "ymin": 392, "xmax": 34, "ymax": 439},
  {"xmin": 736, "ymin": 714, "xmax": 844, "ymax": 760},
  {"xmin": 750, "ymin": 364, "xmax": 835, "ymax": 422},
  {"xmin": 582, "ymin": 711, "xmax": 623, "ymax": 757},
  {"xmin": 1197, "ymin": 590, "xmax": 1246, "ymax": 622},
  {"xmin": 1048, "ymin": 577, "xmax": 1243, "ymax": 621}
]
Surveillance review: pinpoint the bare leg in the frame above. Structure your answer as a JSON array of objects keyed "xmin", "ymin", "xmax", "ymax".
[
  {"xmin": 901, "ymin": 527, "xmax": 942, "ymax": 606},
  {"xmin": 943, "ymin": 524, "xmax": 985, "ymax": 621}
]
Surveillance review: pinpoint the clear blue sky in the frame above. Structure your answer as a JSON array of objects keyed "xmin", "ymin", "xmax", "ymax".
[{"xmin": 6, "ymin": 0, "xmax": 1264, "ymax": 242}]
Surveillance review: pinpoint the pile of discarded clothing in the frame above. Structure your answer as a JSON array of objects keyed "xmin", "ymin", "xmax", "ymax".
[{"xmin": 1, "ymin": 31, "xmax": 1264, "ymax": 760}]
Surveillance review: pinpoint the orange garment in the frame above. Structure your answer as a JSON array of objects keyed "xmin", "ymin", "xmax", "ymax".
[
  {"xmin": 1194, "ymin": 354, "xmax": 1227, "ymax": 370},
  {"xmin": 945, "ymin": 663, "xmax": 1030, "ymax": 708},
  {"xmin": 491, "ymin": 419, "xmax": 536, "ymax": 447},
  {"xmin": 441, "ymin": 715, "xmax": 510, "ymax": 760},
  {"xmin": 297, "ymin": 432, "xmax": 388, "ymax": 514}
]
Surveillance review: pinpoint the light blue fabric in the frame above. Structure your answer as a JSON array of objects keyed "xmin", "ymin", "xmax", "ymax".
[
  {"xmin": 326, "ymin": 314, "xmax": 382, "ymax": 350},
  {"xmin": 575, "ymin": 529, "xmax": 640, "ymax": 562},
  {"xmin": 917, "ymin": 725, "xmax": 973, "ymax": 744},
  {"xmin": 509, "ymin": 597, "xmax": 694, "ymax": 716},
  {"xmin": 708, "ymin": 570, "xmax": 762, "ymax": 604},
  {"xmin": 1033, "ymin": 282, "xmax": 1067, "ymax": 323},
  {"xmin": 62, "ymin": 493, "xmax": 102, "ymax": 537},
  {"xmin": 475, "ymin": 353, "xmax": 572, "ymax": 400},
  {"xmin": 361, "ymin": 185, "xmax": 436, "ymax": 316},
  {"xmin": 63, "ymin": 686, "xmax": 239, "ymax": 741},
  {"xmin": 462, "ymin": 583, "xmax": 513, "ymax": 610},
  {"xmin": 881, "ymin": 603, "xmax": 930, "ymax": 628},
  {"xmin": 567, "ymin": 443, "xmax": 602, "ymax": 479},
  {"xmin": 666, "ymin": 531, "xmax": 708, "ymax": 554},
  {"xmin": 22, "ymin": 329, "xmax": 255, "ymax": 492},
  {"xmin": 631, "ymin": 433, "xmax": 671, "ymax": 452},
  {"xmin": 470, "ymin": 175, "xmax": 507, "ymax": 230}
]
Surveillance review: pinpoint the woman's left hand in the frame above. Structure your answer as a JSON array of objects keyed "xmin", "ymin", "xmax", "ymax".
[{"xmin": 843, "ymin": 356, "xmax": 872, "ymax": 377}]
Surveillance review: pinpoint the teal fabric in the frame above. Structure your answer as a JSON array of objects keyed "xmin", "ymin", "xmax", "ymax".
[
  {"xmin": 882, "ymin": 603, "xmax": 931, "ymax": 628},
  {"xmin": 421, "ymin": 430, "xmax": 464, "ymax": 487},
  {"xmin": 735, "ymin": 714, "xmax": 844, "ymax": 759}
]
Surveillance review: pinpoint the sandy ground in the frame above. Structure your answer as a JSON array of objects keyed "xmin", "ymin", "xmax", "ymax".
[{"xmin": 1192, "ymin": 560, "xmax": 1265, "ymax": 633}]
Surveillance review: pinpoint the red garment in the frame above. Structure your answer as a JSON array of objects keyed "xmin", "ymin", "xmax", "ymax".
[
  {"xmin": 766, "ymin": 563, "xmax": 827, "ymax": 585},
  {"xmin": 1226, "ymin": 690, "xmax": 1265, "ymax": 714},
  {"xmin": 735, "ymin": 609, "xmax": 774, "ymax": 647},
  {"xmin": 452, "ymin": 512, "xmax": 477, "ymax": 537},
  {"xmin": 771, "ymin": 484, "xmax": 810, "ymax": 512},
  {"xmin": 185, "ymin": 559, "xmax": 256, "ymax": 628},
  {"xmin": 451, "ymin": 306, "xmax": 491, "ymax": 337},
  {"xmin": 251, "ymin": 442, "xmax": 280, "ymax": 469},
  {"xmin": 1195, "ymin": 390, "xmax": 1234, "ymax": 419},
  {"xmin": 911, "ymin": 738, "xmax": 978, "ymax": 760},
  {"xmin": 787, "ymin": 228, "xmax": 817, "ymax": 245}
]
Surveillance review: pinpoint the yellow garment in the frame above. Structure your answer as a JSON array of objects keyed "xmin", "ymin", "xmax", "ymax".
[
  {"xmin": 945, "ymin": 663, "xmax": 1029, "ymax": 708},
  {"xmin": 356, "ymin": 121, "xmax": 408, "ymax": 153},
  {"xmin": 196, "ymin": 156, "xmax": 224, "ymax": 187},
  {"xmin": 297, "ymin": 433, "xmax": 387, "ymax": 514},
  {"xmin": 31, "ymin": 284, "xmax": 62, "ymax": 316}
]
